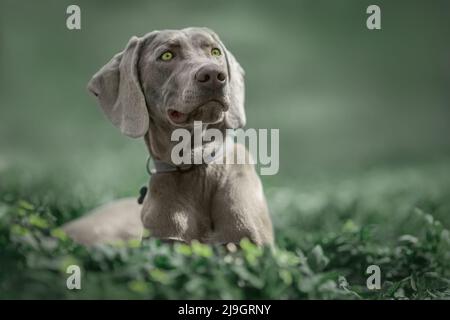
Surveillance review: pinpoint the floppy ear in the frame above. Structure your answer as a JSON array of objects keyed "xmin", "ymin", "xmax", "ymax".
[
  {"xmin": 207, "ymin": 30, "xmax": 246, "ymax": 128},
  {"xmin": 87, "ymin": 36, "xmax": 149, "ymax": 138},
  {"xmin": 223, "ymin": 48, "xmax": 246, "ymax": 128}
]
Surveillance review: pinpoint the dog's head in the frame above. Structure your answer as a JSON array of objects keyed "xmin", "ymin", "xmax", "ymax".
[{"xmin": 88, "ymin": 27, "xmax": 245, "ymax": 138}]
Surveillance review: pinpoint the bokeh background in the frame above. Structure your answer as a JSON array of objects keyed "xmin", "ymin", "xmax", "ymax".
[
  {"xmin": 0, "ymin": 0, "xmax": 449, "ymax": 299},
  {"xmin": 1, "ymin": 0, "xmax": 449, "ymax": 187}
]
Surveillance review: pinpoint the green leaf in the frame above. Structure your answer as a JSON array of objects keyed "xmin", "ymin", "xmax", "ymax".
[
  {"xmin": 308, "ymin": 245, "xmax": 330, "ymax": 271},
  {"xmin": 28, "ymin": 214, "xmax": 49, "ymax": 229},
  {"xmin": 128, "ymin": 280, "xmax": 149, "ymax": 293},
  {"xmin": 149, "ymin": 268, "xmax": 170, "ymax": 285},
  {"xmin": 18, "ymin": 200, "xmax": 34, "ymax": 211},
  {"xmin": 191, "ymin": 240, "xmax": 213, "ymax": 258},
  {"xmin": 175, "ymin": 243, "xmax": 192, "ymax": 256},
  {"xmin": 50, "ymin": 228, "xmax": 68, "ymax": 241}
]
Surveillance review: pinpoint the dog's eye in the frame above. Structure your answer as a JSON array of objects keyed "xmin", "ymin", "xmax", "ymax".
[
  {"xmin": 160, "ymin": 51, "xmax": 174, "ymax": 61},
  {"xmin": 211, "ymin": 48, "xmax": 222, "ymax": 56}
]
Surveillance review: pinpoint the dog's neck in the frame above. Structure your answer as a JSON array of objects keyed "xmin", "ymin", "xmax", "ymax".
[{"xmin": 144, "ymin": 118, "xmax": 227, "ymax": 165}]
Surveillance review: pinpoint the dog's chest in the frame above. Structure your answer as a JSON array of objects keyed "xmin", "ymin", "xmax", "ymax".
[{"xmin": 143, "ymin": 165, "xmax": 225, "ymax": 241}]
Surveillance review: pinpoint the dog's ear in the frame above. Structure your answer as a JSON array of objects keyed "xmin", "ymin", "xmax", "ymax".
[
  {"xmin": 87, "ymin": 35, "xmax": 150, "ymax": 138},
  {"xmin": 223, "ymin": 49, "xmax": 246, "ymax": 128},
  {"xmin": 207, "ymin": 29, "xmax": 246, "ymax": 129}
]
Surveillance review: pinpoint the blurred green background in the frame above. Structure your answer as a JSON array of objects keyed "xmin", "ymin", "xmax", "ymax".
[
  {"xmin": 1, "ymin": 0, "xmax": 450, "ymax": 300},
  {"xmin": 1, "ymin": 0, "xmax": 449, "ymax": 190}
]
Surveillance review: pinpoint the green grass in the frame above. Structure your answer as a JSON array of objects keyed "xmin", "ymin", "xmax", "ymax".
[{"xmin": 1, "ymin": 162, "xmax": 449, "ymax": 299}]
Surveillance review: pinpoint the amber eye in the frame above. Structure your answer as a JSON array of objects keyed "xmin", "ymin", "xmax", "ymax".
[
  {"xmin": 211, "ymin": 48, "xmax": 222, "ymax": 56},
  {"xmin": 160, "ymin": 51, "xmax": 174, "ymax": 61}
]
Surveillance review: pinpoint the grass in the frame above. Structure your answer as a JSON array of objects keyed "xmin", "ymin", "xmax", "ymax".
[{"xmin": 1, "ymin": 161, "xmax": 449, "ymax": 299}]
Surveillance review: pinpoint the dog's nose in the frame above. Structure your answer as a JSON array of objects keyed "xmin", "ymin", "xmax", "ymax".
[{"xmin": 195, "ymin": 64, "xmax": 227, "ymax": 89}]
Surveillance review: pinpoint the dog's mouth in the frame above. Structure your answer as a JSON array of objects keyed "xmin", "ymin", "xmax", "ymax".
[
  {"xmin": 168, "ymin": 109, "xmax": 189, "ymax": 124},
  {"xmin": 167, "ymin": 100, "xmax": 227, "ymax": 126}
]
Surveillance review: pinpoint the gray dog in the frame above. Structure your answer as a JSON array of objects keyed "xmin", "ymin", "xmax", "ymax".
[{"xmin": 62, "ymin": 27, "xmax": 274, "ymax": 246}]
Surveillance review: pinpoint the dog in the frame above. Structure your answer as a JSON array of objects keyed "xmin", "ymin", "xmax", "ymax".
[{"xmin": 62, "ymin": 27, "xmax": 274, "ymax": 246}]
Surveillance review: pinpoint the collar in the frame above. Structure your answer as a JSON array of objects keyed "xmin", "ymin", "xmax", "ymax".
[{"xmin": 146, "ymin": 131, "xmax": 235, "ymax": 175}]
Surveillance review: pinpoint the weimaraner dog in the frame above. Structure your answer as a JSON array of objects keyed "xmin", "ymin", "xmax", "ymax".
[{"xmin": 62, "ymin": 27, "xmax": 273, "ymax": 246}]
